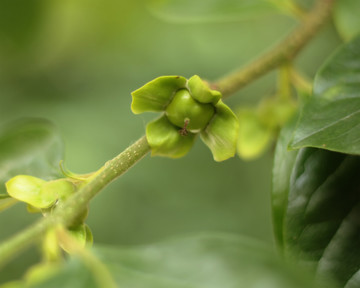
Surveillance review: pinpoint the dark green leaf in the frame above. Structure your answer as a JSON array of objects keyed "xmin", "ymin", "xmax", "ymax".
[
  {"xmin": 0, "ymin": 119, "xmax": 64, "ymax": 196},
  {"xmin": 31, "ymin": 233, "xmax": 326, "ymax": 288},
  {"xmin": 284, "ymin": 148, "xmax": 360, "ymax": 286},
  {"xmin": 147, "ymin": 0, "xmax": 294, "ymax": 24},
  {"xmin": 271, "ymin": 116, "xmax": 299, "ymax": 248},
  {"xmin": 289, "ymin": 35, "xmax": 360, "ymax": 154},
  {"xmin": 333, "ymin": 0, "xmax": 360, "ymax": 41}
]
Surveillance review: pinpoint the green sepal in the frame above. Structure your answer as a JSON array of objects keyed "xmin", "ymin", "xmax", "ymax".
[
  {"xmin": 146, "ymin": 115, "xmax": 196, "ymax": 158},
  {"xmin": 187, "ymin": 75, "xmax": 222, "ymax": 104},
  {"xmin": 237, "ymin": 108, "xmax": 273, "ymax": 160},
  {"xmin": 42, "ymin": 179, "xmax": 75, "ymax": 202},
  {"xmin": 60, "ymin": 224, "xmax": 90, "ymax": 254},
  {"xmin": 131, "ymin": 76, "xmax": 187, "ymax": 114},
  {"xmin": 27, "ymin": 204, "xmax": 42, "ymax": 213},
  {"xmin": 5, "ymin": 175, "xmax": 55, "ymax": 208},
  {"xmin": 201, "ymin": 100, "xmax": 239, "ymax": 161}
]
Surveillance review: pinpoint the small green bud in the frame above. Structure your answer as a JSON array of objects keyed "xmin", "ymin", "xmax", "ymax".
[
  {"xmin": 166, "ymin": 89, "xmax": 215, "ymax": 132},
  {"xmin": 6, "ymin": 175, "xmax": 54, "ymax": 209},
  {"xmin": 5, "ymin": 176, "xmax": 76, "ymax": 209},
  {"xmin": 42, "ymin": 229, "xmax": 61, "ymax": 262},
  {"xmin": 132, "ymin": 75, "xmax": 239, "ymax": 161},
  {"xmin": 236, "ymin": 109, "xmax": 273, "ymax": 160},
  {"xmin": 59, "ymin": 224, "xmax": 92, "ymax": 254}
]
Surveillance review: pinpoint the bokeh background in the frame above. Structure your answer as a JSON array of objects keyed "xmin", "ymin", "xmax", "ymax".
[{"xmin": 0, "ymin": 0, "xmax": 341, "ymax": 283}]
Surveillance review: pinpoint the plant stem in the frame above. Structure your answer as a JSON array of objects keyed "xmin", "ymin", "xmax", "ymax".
[
  {"xmin": 214, "ymin": 0, "xmax": 335, "ymax": 98},
  {"xmin": 0, "ymin": 136, "xmax": 150, "ymax": 268}
]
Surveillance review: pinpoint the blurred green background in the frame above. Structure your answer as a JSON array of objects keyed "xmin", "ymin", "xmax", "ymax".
[{"xmin": 0, "ymin": 0, "xmax": 341, "ymax": 283}]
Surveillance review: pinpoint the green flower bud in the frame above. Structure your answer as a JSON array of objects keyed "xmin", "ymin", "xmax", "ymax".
[
  {"xmin": 131, "ymin": 75, "xmax": 239, "ymax": 161},
  {"xmin": 236, "ymin": 108, "xmax": 273, "ymax": 160},
  {"xmin": 5, "ymin": 176, "xmax": 75, "ymax": 209},
  {"xmin": 6, "ymin": 175, "xmax": 55, "ymax": 209},
  {"xmin": 166, "ymin": 89, "xmax": 215, "ymax": 132},
  {"xmin": 59, "ymin": 224, "xmax": 92, "ymax": 254}
]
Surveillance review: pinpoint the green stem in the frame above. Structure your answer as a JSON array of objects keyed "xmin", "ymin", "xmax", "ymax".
[
  {"xmin": 0, "ymin": 136, "xmax": 150, "ymax": 268},
  {"xmin": 214, "ymin": 0, "xmax": 335, "ymax": 98}
]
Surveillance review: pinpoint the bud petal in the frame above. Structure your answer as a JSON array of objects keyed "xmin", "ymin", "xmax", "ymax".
[
  {"xmin": 131, "ymin": 76, "xmax": 187, "ymax": 114},
  {"xmin": 146, "ymin": 115, "xmax": 196, "ymax": 158},
  {"xmin": 201, "ymin": 100, "xmax": 239, "ymax": 161}
]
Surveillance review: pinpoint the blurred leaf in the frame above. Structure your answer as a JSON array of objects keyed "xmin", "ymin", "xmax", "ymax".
[
  {"xmin": 32, "ymin": 233, "xmax": 325, "ymax": 288},
  {"xmin": 0, "ymin": 119, "xmax": 64, "ymax": 196},
  {"xmin": 147, "ymin": 0, "xmax": 290, "ymax": 24},
  {"xmin": 0, "ymin": 0, "xmax": 43, "ymax": 51},
  {"xmin": 289, "ymin": 35, "xmax": 360, "ymax": 154},
  {"xmin": 333, "ymin": 0, "xmax": 360, "ymax": 41},
  {"xmin": 271, "ymin": 115, "xmax": 299, "ymax": 248},
  {"xmin": 284, "ymin": 148, "xmax": 360, "ymax": 286}
]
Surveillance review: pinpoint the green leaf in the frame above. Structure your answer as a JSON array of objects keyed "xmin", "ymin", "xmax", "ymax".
[
  {"xmin": 6, "ymin": 175, "xmax": 56, "ymax": 208},
  {"xmin": 0, "ymin": 119, "xmax": 64, "ymax": 196},
  {"xmin": 333, "ymin": 0, "xmax": 360, "ymax": 41},
  {"xmin": 187, "ymin": 75, "xmax": 221, "ymax": 105},
  {"xmin": 271, "ymin": 116, "xmax": 299, "ymax": 248},
  {"xmin": 29, "ymin": 233, "xmax": 327, "ymax": 288},
  {"xmin": 289, "ymin": 35, "xmax": 360, "ymax": 154},
  {"xmin": 131, "ymin": 76, "xmax": 187, "ymax": 114},
  {"xmin": 201, "ymin": 101, "xmax": 239, "ymax": 161},
  {"xmin": 284, "ymin": 148, "xmax": 360, "ymax": 286},
  {"xmin": 146, "ymin": 115, "xmax": 196, "ymax": 158},
  {"xmin": 147, "ymin": 0, "xmax": 294, "ymax": 24}
]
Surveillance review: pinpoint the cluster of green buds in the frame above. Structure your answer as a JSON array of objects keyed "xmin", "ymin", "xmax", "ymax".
[
  {"xmin": 5, "ymin": 173, "xmax": 93, "ymax": 255},
  {"xmin": 237, "ymin": 95, "xmax": 297, "ymax": 160},
  {"xmin": 131, "ymin": 75, "xmax": 239, "ymax": 161}
]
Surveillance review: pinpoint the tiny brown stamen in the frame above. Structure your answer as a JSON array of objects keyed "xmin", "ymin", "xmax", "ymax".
[{"xmin": 179, "ymin": 119, "xmax": 190, "ymax": 136}]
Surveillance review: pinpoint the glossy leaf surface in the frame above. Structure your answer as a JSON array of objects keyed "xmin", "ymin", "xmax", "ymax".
[
  {"xmin": 284, "ymin": 148, "xmax": 360, "ymax": 287},
  {"xmin": 289, "ymin": 35, "xmax": 360, "ymax": 154},
  {"xmin": 271, "ymin": 116, "xmax": 299, "ymax": 248}
]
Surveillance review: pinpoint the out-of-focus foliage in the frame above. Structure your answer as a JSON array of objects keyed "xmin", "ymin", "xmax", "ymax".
[
  {"xmin": 0, "ymin": 0, "xmax": 342, "ymax": 284},
  {"xmin": 333, "ymin": 0, "xmax": 360, "ymax": 41},
  {"xmin": 23, "ymin": 234, "xmax": 329, "ymax": 288}
]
